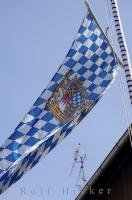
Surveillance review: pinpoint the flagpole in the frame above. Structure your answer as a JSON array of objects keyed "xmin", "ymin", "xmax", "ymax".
[
  {"xmin": 109, "ymin": 0, "xmax": 132, "ymax": 104},
  {"xmin": 85, "ymin": 0, "xmax": 132, "ymax": 148}
]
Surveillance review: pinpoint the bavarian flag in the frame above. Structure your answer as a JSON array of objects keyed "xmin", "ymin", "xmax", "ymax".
[{"xmin": 0, "ymin": 2, "xmax": 119, "ymax": 194}]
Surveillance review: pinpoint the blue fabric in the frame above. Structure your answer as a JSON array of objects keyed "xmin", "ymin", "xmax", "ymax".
[{"xmin": 0, "ymin": 10, "xmax": 118, "ymax": 194}]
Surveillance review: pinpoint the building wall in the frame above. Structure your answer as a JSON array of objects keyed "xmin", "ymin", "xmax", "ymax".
[
  {"xmin": 104, "ymin": 152, "xmax": 132, "ymax": 200},
  {"xmin": 82, "ymin": 148, "xmax": 132, "ymax": 200}
]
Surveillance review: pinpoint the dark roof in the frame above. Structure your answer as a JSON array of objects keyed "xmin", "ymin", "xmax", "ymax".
[{"xmin": 75, "ymin": 124, "xmax": 132, "ymax": 200}]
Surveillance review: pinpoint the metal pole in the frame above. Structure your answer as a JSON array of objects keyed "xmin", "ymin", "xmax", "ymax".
[{"xmin": 109, "ymin": 0, "xmax": 132, "ymax": 104}]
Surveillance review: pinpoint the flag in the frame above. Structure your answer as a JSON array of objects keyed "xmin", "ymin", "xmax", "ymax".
[{"xmin": 0, "ymin": 3, "xmax": 118, "ymax": 194}]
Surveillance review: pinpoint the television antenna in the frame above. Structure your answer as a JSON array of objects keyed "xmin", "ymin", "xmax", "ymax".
[{"xmin": 70, "ymin": 143, "xmax": 87, "ymax": 187}]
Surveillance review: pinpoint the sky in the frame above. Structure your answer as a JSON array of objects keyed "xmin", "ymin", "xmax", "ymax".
[{"xmin": 0, "ymin": 0, "xmax": 132, "ymax": 200}]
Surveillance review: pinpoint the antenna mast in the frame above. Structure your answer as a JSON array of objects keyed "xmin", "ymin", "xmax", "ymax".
[
  {"xmin": 109, "ymin": 0, "xmax": 132, "ymax": 104},
  {"xmin": 70, "ymin": 144, "xmax": 87, "ymax": 188}
]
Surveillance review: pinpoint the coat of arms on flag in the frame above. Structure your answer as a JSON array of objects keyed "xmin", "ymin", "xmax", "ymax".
[
  {"xmin": 47, "ymin": 71, "xmax": 92, "ymax": 123},
  {"xmin": 0, "ymin": 1, "xmax": 121, "ymax": 195}
]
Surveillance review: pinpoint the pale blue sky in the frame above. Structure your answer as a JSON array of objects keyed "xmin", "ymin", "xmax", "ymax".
[{"xmin": 0, "ymin": 0, "xmax": 132, "ymax": 200}]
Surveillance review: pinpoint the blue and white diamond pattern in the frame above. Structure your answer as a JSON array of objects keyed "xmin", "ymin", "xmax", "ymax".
[
  {"xmin": 0, "ymin": 9, "xmax": 118, "ymax": 194},
  {"xmin": 72, "ymin": 92, "xmax": 84, "ymax": 107}
]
